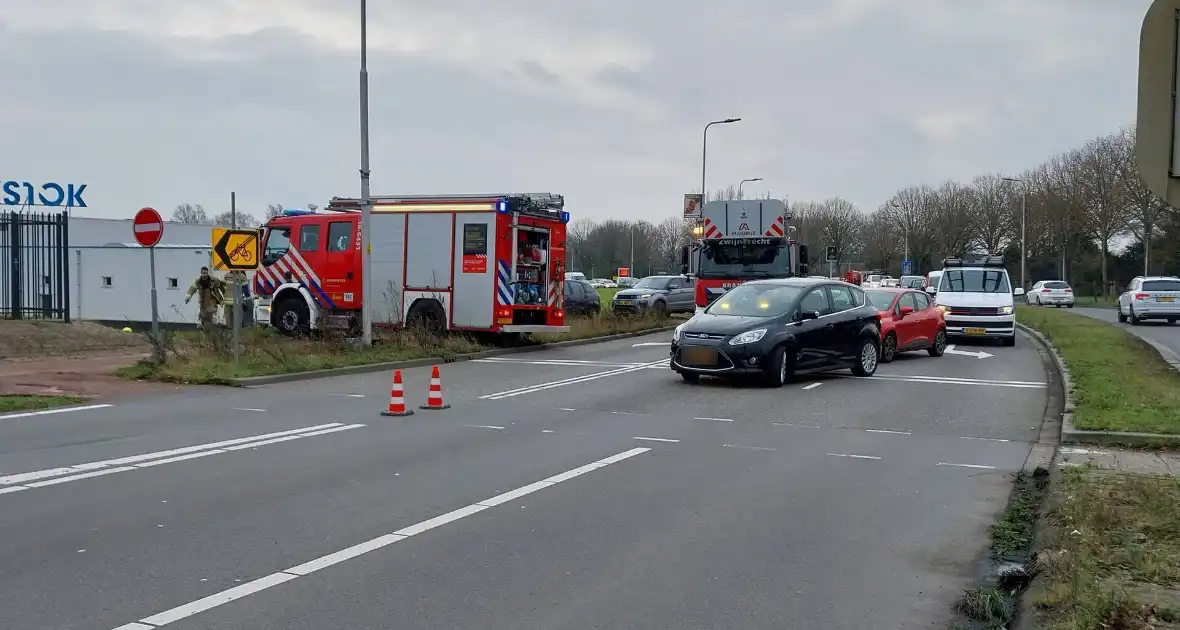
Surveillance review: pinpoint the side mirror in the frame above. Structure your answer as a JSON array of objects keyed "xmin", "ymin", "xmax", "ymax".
[
  {"xmin": 899, "ymin": 306, "xmax": 914, "ymax": 316},
  {"xmin": 925, "ymin": 286, "xmax": 936, "ymax": 294},
  {"xmin": 1013, "ymin": 288, "xmax": 1025, "ymax": 296},
  {"xmin": 798, "ymin": 245, "xmax": 809, "ymax": 265},
  {"xmin": 799, "ymin": 310, "xmax": 820, "ymax": 321}
]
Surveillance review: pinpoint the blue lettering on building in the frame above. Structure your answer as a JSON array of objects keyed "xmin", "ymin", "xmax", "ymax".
[{"xmin": 1, "ymin": 181, "xmax": 87, "ymax": 207}]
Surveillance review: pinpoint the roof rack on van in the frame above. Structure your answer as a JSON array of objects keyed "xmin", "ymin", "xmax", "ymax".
[{"xmin": 943, "ymin": 255, "xmax": 1004, "ymax": 268}]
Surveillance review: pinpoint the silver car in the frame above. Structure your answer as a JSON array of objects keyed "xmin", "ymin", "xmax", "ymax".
[
  {"xmin": 1027, "ymin": 280, "xmax": 1075, "ymax": 307},
  {"xmin": 1117, "ymin": 276, "xmax": 1180, "ymax": 325}
]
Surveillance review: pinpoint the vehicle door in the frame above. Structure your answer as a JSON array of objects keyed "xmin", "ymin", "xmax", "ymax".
[
  {"xmin": 563, "ymin": 281, "xmax": 582, "ymax": 314},
  {"xmin": 1121, "ymin": 278, "xmax": 1141, "ymax": 311},
  {"xmin": 895, "ymin": 292, "xmax": 926, "ymax": 349},
  {"xmin": 323, "ymin": 219, "xmax": 358, "ymax": 308},
  {"xmin": 677, "ymin": 276, "xmax": 695, "ymax": 311},
  {"xmin": 792, "ymin": 286, "xmax": 834, "ymax": 369},
  {"xmin": 582, "ymin": 280, "xmax": 602, "ymax": 311},
  {"xmin": 910, "ymin": 290, "xmax": 937, "ymax": 346},
  {"xmin": 1029, "ymin": 281, "xmax": 1042, "ymax": 304},
  {"xmin": 293, "ymin": 220, "xmax": 323, "ymax": 289},
  {"xmin": 824, "ymin": 283, "xmax": 862, "ymax": 361},
  {"xmin": 664, "ymin": 277, "xmax": 688, "ymax": 311}
]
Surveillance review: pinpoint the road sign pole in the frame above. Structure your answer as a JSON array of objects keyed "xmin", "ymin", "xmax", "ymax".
[
  {"xmin": 149, "ymin": 245, "xmax": 161, "ymax": 360},
  {"xmin": 230, "ymin": 191, "xmax": 240, "ymax": 363}
]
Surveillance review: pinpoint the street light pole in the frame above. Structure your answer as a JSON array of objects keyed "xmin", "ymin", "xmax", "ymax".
[
  {"xmin": 738, "ymin": 177, "xmax": 762, "ymax": 199},
  {"xmin": 629, "ymin": 227, "xmax": 634, "ymax": 277},
  {"xmin": 359, "ymin": 0, "xmax": 373, "ymax": 345},
  {"xmin": 1003, "ymin": 177, "xmax": 1027, "ymax": 289},
  {"xmin": 890, "ymin": 201, "xmax": 908, "ymax": 270},
  {"xmin": 701, "ymin": 118, "xmax": 740, "ymax": 204}
]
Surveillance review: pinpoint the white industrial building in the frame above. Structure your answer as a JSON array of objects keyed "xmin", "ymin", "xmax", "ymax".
[{"xmin": 68, "ymin": 217, "xmax": 227, "ymax": 326}]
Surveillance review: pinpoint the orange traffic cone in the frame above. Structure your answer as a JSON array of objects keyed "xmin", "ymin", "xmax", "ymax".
[
  {"xmin": 381, "ymin": 369, "xmax": 414, "ymax": 416},
  {"xmin": 419, "ymin": 365, "xmax": 450, "ymax": 410}
]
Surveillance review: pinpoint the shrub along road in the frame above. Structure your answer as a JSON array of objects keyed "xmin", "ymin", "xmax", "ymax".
[{"xmin": 0, "ymin": 329, "xmax": 1051, "ymax": 629}]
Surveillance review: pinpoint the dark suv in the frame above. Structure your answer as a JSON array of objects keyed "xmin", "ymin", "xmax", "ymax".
[{"xmin": 563, "ymin": 279, "xmax": 601, "ymax": 316}]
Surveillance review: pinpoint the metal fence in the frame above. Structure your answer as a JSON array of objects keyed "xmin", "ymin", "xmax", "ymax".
[{"xmin": 0, "ymin": 211, "xmax": 70, "ymax": 321}]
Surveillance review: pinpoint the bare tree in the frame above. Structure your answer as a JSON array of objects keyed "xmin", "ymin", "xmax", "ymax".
[
  {"xmin": 970, "ymin": 174, "xmax": 1017, "ymax": 253},
  {"xmin": 172, "ymin": 203, "xmax": 208, "ymax": 224},
  {"xmin": 812, "ymin": 197, "xmax": 865, "ymax": 267},
  {"xmin": 264, "ymin": 204, "xmax": 284, "ymax": 221},
  {"xmin": 1115, "ymin": 126, "xmax": 1167, "ymax": 275},
  {"xmin": 211, "ymin": 211, "xmax": 260, "ymax": 227},
  {"xmin": 654, "ymin": 216, "xmax": 685, "ymax": 270},
  {"xmin": 1074, "ymin": 134, "xmax": 1132, "ymax": 294},
  {"xmin": 861, "ymin": 208, "xmax": 902, "ymax": 271},
  {"xmin": 928, "ymin": 180, "xmax": 977, "ymax": 258}
]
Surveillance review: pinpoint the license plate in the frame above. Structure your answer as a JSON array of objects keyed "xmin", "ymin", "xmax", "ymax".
[
  {"xmin": 1160, "ymin": 297, "xmax": 1175, "ymax": 302},
  {"xmin": 681, "ymin": 346, "xmax": 717, "ymax": 366},
  {"xmin": 964, "ymin": 327, "xmax": 987, "ymax": 335},
  {"xmin": 616, "ymin": 300, "xmax": 632, "ymax": 306}
]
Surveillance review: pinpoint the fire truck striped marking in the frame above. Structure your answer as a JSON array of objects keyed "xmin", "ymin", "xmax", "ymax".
[{"xmin": 496, "ymin": 259, "xmax": 513, "ymax": 305}]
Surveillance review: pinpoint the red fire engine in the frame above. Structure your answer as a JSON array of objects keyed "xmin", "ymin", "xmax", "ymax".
[{"xmin": 252, "ymin": 193, "xmax": 571, "ymax": 336}]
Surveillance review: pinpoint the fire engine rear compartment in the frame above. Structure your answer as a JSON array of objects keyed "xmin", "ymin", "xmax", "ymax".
[{"xmin": 367, "ymin": 204, "xmax": 567, "ymax": 333}]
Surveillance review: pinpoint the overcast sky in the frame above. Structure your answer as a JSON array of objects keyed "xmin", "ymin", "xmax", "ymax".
[{"xmin": 0, "ymin": 0, "xmax": 1149, "ymax": 224}]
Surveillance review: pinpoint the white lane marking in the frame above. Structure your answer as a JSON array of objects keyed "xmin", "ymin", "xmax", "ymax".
[
  {"xmin": 826, "ymin": 453, "xmax": 881, "ymax": 460},
  {"xmin": 480, "ymin": 360, "xmax": 667, "ymax": 399},
  {"xmin": 610, "ymin": 411, "xmax": 647, "ymax": 416},
  {"xmin": 112, "ymin": 447, "xmax": 651, "ymax": 629},
  {"xmin": 944, "ymin": 344, "xmax": 994, "ymax": 359},
  {"xmin": 633, "ymin": 436, "xmax": 680, "ymax": 443},
  {"xmin": 1, "ymin": 424, "xmax": 363, "ymax": 494},
  {"xmin": 723, "ymin": 444, "xmax": 777, "ymax": 451},
  {"xmin": 632, "ymin": 342, "xmax": 668, "ymax": 347},
  {"xmin": 0, "ymin": 403, "xmax": 113, "ymax": 421},
  {"xmin": 802, "ymin": 383, "xmax": 822, "ymax": 390},
  {"xmin": 961, "ymin": 436, "xmax": 1010, "ymax": 443},
  {"xmin": 464, "ymin": 424, "xmax": 506, "ymax": 430},
  {"xmin": 558, "ymin": 408, "xmax": 576, "ymax": 411},
  {"xmin": 694, "ymin": 416, "xmax": 734, "ymax": 422},
  {"xmin": 329, "ymin": 394, "xmax": 365, "ymax": 398},
  {"xmin": 541, "ymin": 430, "xmax": 555, "ymax": 433},
  {"xmin": 772, "ymin": 422, "xmax": 819, "ymax": 428},
  {"xmin": 1060, "ymin": 447, "xmax": 1106, "ymax": 454},
  {"xmin": 867, "ymin": 374, "xmax": 1046, "ymax": 388},
  {"xmin": 233, "ymin": 408, "xmax": 267, "ymax": 412},
  {"xmin": 0, "ymin": 423, "xmax": 342, "ymax": 485},
  {"xmin": 937, "ymin": 462, "xmax": 996, "ymax": 470},
  {"xmin": 473, "ymin": 359, "xmax": 644, "ymax": 368},
  {"xmin": 866, "ymin": 429, "xmax": 910, "ymax": 435}
]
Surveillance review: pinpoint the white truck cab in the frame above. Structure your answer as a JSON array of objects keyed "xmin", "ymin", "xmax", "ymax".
[{"xmin": 928, "ymin": 255, "xmax": 1024, "ymax": 346}]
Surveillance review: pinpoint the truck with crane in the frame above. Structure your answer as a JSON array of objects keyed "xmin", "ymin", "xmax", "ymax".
[
  {"xmin": 680, "ymin": 199, "xmax": 809, "ymax": 310},
  {"xmin": 251, "ymin": 193, "xmax": 572, "ymax": 337}
]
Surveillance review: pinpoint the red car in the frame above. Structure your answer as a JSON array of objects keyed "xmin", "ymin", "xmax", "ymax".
[{"xmin": 864, "ymin": 288, "xmax": 948, "ymax": 362}]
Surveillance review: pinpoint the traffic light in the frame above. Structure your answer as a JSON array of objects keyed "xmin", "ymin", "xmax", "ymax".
[{"xmin": 826, "ymin": 246, "xmax": 837, "ymax": 261}]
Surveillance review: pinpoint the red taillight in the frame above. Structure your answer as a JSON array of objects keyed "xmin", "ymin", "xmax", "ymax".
[
  {"xmin": 1135, "ymin": 293, "xmax": 1150, "ymax": 300},
  {"xmin": 497, "ymin": 307, "xmax": 512, "ymax": 318},
  {"xmin": 1042, "ymin": 288, "xmax": 1051, "ymax": 292},
  {"xmin": 1064, "ymin": 288, "xmax": 1072, "ymax": 292}
]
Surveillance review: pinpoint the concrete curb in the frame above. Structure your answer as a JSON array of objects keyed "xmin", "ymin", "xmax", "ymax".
[
  {"xmin": 1128, "ymin": 331, "xmax": 1180, "ymax": 374},
  {"xmin": 228, "ymin": 326, "xmax": 677, "ymax": 387},
  {"xmin": 1015, "ymin": 323, "xmax": 1180, "ymax": 447},
  {"xmin": 1015, "ymin": 325, "xmax": 1061, "ymax": 473}
]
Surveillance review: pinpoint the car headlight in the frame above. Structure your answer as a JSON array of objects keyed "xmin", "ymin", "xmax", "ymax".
[
  {"xmin": 728, "ymin": 329, "xmax": 767, "ymax": 345},
  {"xmin": 673, "ymin": 323, "xmax": 684, "ymax": 341},
  {"xmin": 1000, "ymin": 306, "xmax": 1014, "ymax": 314},
  {"xmin": 639, "ymin": 293, "xmax": 651, "ymax": 299}
]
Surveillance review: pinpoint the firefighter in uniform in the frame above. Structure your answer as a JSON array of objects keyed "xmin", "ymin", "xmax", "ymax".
[{"xmin": 185, "ymin": 266, "xmax": 226, "ymax": 330}]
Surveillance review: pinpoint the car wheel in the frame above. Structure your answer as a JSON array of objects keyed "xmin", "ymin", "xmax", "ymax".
[
  {"xmin": 928, "ymin": 328, "xmax": 947, "ymax": 357},
  {"xmin": 1130, "ymin": 306, "xmax": 1141, "ymax": 326},
  {"xmin": 881, "ymin": 333, "xmax": 897, "ymax": 363},
  {"xmin": 1117, "ymin": 305, "xmax": 1127, "ymax": 323},
  {"xmin": 762, "ymin": 345, "xmax": 790, "ymax": 387},
  {"xmin": 679, "ymin": 371, "xmax": 700, "ymax": 383},
  {"xmin": 1002, "ymin": 334, "xmax": 1016, "ymax": 347},
  {"xmin": 851, "ymin": 336, "xmax": 879, "ymax": 377},
  {"xmin": 652, "ymin": 300, "xmax": 668, "ymax": 317}
]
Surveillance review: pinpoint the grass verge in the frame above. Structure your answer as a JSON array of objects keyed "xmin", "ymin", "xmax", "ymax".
[
  {"xmin": 1032, "ymin": 467, "xmax": 1180, "ymax": 629},
  {"xmin": 116, "ymin": 312, "xmax": 669, "ymax": 384},
  {"xmin": 0, "ymin": 394, "xmax": 88, "ymax": 413},
  {"xmin": 1016, "ymin": 306, "xmax": 1180, "ymax": 434}
]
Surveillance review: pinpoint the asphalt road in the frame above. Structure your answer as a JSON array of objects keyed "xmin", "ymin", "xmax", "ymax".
[
  {"xmin": 1072, "ymin": 306, "xmax": 1180, "ymax": 357},
  {"xmin": 0, "ymin": 330, "xmax": 1052, "ymax": 630}
]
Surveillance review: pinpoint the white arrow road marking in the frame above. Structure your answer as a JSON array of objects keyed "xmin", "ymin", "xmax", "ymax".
[{"xmin": 944, "ymin": 344, "xmax": 993, "ymax": 359}]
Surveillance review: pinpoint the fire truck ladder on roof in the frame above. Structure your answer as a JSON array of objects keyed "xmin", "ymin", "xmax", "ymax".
[{"xmin": 326, "ymin": 193, "xmax": 566, "ymax": 219}]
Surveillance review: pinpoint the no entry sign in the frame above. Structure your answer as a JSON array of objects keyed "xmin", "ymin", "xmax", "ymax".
[{"xmin": 133, "ymin": 207, "xmax": 163, "ymax": 248}]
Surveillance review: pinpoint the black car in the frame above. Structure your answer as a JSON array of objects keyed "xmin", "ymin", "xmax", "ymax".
[
  {"xmin": 670, "ymin": 278, "xmax": 882, "ymax": 387},
  {"xmin": 563, "ymin": 279, "xmax": 600, "ymax": 315}
]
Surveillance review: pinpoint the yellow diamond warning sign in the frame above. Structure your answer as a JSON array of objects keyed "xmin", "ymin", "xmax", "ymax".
[{"xmin": 211, "ymin": 228, "xmax": 260, "ymax": 271}]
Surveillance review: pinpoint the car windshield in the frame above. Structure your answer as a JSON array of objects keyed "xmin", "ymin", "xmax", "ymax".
[
  {"xmin": 865, "ymin": 290, "xmax": 897, "ymax": 311},
  {"xmin": 1142, "ymin": 280, "xmax": 1180, "ymax": 291},
  {"xmin": 939, "ymin": 268, "xmax": 1011, "ymax": 293},
  {"xmin": 705, "ymin": 284, "xmax": 803, "ymax": 317},
  {"xmin": 633, "ymin": 277, "xmax": 671, "ymax": 290},
  {"xmin": 902, "ymin": 277, "xmax": 925, "ymax": 288},
  {"xmin": 698, "ymin": 240, "xmax": 790, "ymax": 278},
  {"xmin": 1044, "ymin": 281, "xmax": 1070, "ymax": 289}
]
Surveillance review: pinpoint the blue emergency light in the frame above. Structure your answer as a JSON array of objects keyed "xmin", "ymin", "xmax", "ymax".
[
  {"xmin": 496, "ymin": 199, "xmax": 509, "ymax": 213},
  {"xmin": 560, "ymin": 211, "xmax": 570, "ymax": 222},
  {"xmin": 282, "ymin": 208, "xmax": 315, "ymax": 216}
]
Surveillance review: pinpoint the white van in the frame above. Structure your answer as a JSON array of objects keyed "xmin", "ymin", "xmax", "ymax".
[
  {"xmin": 928, "ymin": 256, "xmax": 1024, "ymax": 346},
  {"xmin": 565, "ymin": 272, "xmax": 586, "ymax": 281}
]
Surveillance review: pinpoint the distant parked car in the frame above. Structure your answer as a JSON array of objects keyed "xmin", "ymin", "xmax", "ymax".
[
  {"xmin": 612, "ymin": 275, "xmax": 696, "ymax": 315},
  {"xmin": 1027, "ymin": 280, "xmax": 1074, "ymax": 307},
  {"xmin": 616, "ymin": 277, "xmax": 638, "ymax": 288},
  {"xmin": 1117, "ymin": 276, "xmax": 1180, "ymax": 325},
  {"xmin": 563, "ymin": 279, "xmax": 600, "ymax": 315}
]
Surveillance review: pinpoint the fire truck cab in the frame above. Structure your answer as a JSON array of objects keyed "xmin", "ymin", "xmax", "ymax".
[{"xmin": 253, "ymin": 193, "xmax": 571, "ymax": 336}]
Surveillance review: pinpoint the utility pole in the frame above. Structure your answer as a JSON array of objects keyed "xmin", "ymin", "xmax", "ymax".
[
  {"xmin": 358, "ymin": 0, "xmax": 374, "ymax": 345},
  {"xmin": 701, "ymin": 118, "xmax": 740, "ymax": 204},
  {"xmin": 738, "ymin": 177, "xmax": 762, "ymax": 198}
]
